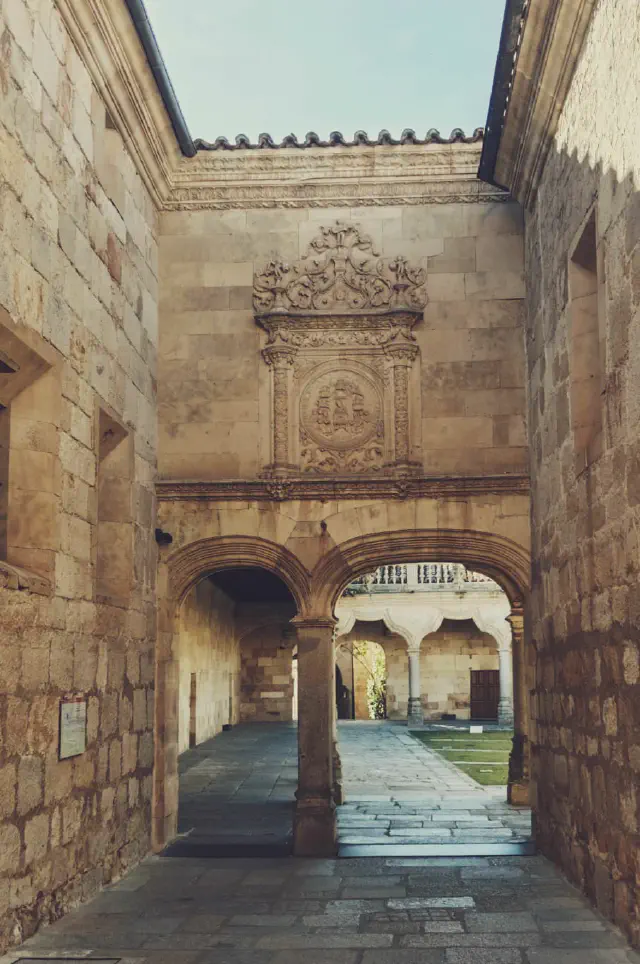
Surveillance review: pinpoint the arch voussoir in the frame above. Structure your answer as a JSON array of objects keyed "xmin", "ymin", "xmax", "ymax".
[
  {"xmin": 166, "ymin": 535, "xmax": 312, "ymax": 613},
  {"xmin": 310, "ymin": 528, "xmax": 530, "ymax": 615}
]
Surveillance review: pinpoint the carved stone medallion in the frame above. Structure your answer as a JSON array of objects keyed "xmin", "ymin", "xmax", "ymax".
[
  {"xmin": 299, "ymin": 367, "xmax": 384, "ymax": 473},
  {"xmin": 301, "ymin": 369, "xmax": 381, "ymax": 450}
]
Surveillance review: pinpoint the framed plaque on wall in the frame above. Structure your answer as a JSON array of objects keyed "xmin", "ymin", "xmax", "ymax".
[{"xmin": 59, "ymin": 697, "xmax": 87, "ymax": 760}]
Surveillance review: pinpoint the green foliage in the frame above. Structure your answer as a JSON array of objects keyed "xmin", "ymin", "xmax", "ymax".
[
  {"xmin": 411, "ymin": 730, "xmax": 513, "ymax": 786},
  {"xmin": 366, "ymin": 649, "xmax": 387, "ymax": 720}
]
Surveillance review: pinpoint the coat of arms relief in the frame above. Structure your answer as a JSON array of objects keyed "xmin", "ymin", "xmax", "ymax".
[{"xmin": 253, "ymin": 222, "xmax": 427, "ymax": 478}]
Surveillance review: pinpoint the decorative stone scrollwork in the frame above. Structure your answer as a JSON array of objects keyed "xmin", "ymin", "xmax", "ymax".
[
  {"xmin": 256, "ymin": 222, "xmax": 426, "ymax": 478},
  {"xmin": 254, "ymin": 223, "xmax": 427, "ymax": 315}
]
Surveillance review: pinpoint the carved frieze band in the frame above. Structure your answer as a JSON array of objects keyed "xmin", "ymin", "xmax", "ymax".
[
  {"xmin": 167, "ymin": 179, "xmax": 510, "ymax": 211},
  {"xmin": 156, "ymin": 475, "xmax": 530, "ymax": 503}
]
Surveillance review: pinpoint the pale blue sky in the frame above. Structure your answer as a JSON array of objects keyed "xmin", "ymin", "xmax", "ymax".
[{"xmin": 144, "ymin": 0, "xmax": 506, "ymax": 143}]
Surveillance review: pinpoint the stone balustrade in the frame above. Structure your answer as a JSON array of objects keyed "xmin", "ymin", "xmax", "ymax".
[{"xmin": 344, "ymin": 562, "xmax": 499, "ymax": 594}]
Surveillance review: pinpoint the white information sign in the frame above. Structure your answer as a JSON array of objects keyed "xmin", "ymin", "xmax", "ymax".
[{"xmin": 59, "ymin": 698, "xmax": 87, "ymax": 759}]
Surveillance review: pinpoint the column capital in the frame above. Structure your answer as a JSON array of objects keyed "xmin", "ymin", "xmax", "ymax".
[
  {"xmin": 291, "ymin": 616, "xmax": 336, "ymax": 632},
  {"xmin": 384, "ymin": 343, "xmax": 419, "ymax": 365},
  {"xmin": 262, "ymin": 344, "xmax": 297, "ymax": 368},
  {"xmin": 507, "ymin": 609, "xmax": 524, "ymax": 634}
]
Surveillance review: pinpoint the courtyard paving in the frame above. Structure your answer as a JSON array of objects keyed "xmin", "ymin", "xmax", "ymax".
[
  {"xmin": 7, "ymin": 853, "xmax": 640, "ymax": 964},
  {"xmin": 337, "ymin": 722, "xmax": 532, "ymax": 855},
  {"xmin": 165, "ymin": 721, "xmax": 532, "ymax": 856}
]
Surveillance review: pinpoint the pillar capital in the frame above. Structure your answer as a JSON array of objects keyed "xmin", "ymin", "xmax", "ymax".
[
  {"xmin": 291, "ymin": 615, "xmax": 337, "ymax": 633},
  {"xmin": 507, "ymin": 604, "xmax": 525, "ymax": 633}
]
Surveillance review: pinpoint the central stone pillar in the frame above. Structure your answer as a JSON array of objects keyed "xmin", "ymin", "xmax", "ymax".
[
  {"xmin": 507, "ymin": 606, "xmax": 530, "ymax": 806},
  {"xmin": 497, "ymin": 640, "xmax": 515, "ymax": 728},
  {"xmin": 292, "ymin": 616, "xmax": 337, "ymax": 856},
  {"xmin": 407, "ymin": 645, "xmax": 424, "ymax": 726}
]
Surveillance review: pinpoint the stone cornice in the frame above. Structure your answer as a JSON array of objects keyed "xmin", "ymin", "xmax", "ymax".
[
  {"xmin": 56, "ymin": 0, "xmax": 183, "ymax": 207},
  {"xmin": 167, "ymin": 143, "xmax": 511, "ymax": 211},
  {"xmin": 483, "ymin": 0, "xmax": 596, "ymax": 207},
  {"xmin": 156, "ymin": 475, "xmax": 530, "ymax": 503}
]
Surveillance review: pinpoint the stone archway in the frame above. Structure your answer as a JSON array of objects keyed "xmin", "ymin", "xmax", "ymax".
[
  {"xmin": 291, "ymin": 527, "xmax": 531, "ymax": 855},
  {"xmin": 311, "ymin": 528, "xmax": 529, "ymax": 612},
  {"xmin": 152, "ymin": 536, "xmax": 311, "ymax": 850}
]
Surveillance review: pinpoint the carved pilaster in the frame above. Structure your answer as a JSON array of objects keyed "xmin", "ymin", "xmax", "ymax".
[
  {"xmin": 263, "ymin": 345, "xmax": 298, "ymax": 477},
  {"xmin": 385, "ymin": 341, "xmax": 420, "ymax": 476}
]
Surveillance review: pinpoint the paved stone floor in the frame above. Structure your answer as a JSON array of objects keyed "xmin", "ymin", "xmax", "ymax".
[
  {"xmin": 337, "ymin": 722, "xmax": 532, "ymax": 855},
  {"xmin": 165, "ymin": 722, "xmax": 532, "ymax": 856},
  {"xmin": 7, "ymin": 853, "xmax": 640, "ymax": 964},
  {"xmin": 166, "ymin": 723, "xmax": 298, "ymax": 856}
]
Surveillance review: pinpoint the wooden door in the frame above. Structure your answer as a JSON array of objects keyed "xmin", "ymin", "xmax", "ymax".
[{"xmin": 470, "ymin": 670, "xmax": 499, "ymax": 720}]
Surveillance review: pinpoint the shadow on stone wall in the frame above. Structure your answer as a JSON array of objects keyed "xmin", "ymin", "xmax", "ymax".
[{"xmin": 525, "ymin": 143, "xmax": 640, "ymax": 946}]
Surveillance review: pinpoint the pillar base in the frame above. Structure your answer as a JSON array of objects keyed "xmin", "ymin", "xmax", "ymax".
[
  {"xmin": 508, "ymin": 732, "xmax": 530, "ymax": 806},
  {"xmin": 332, "ymin": 741, "xmax": 344, "ymax": 806},
  {"xmin": 497, "ymin": 698, "xmax": 514, "ymax": 729},
  {"xmin": 407, "ymin": 697, "xmax": 424, "ymax": 727},
  {"xmin": 507, "ymin": 781, "xmax": 530, "ymax": 806},
  {"xmin": 293, "ymin": 796, "xmax": 337, "ymax": 856}
]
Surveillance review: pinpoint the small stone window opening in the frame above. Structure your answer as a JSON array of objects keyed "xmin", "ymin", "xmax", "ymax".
[
  {"xmin": 0, "ymin": 316, "xmax": 55, "ymax": 581},
  {"xmin": 96, "ymin": 408, "xmax": 133, "ymax": 606},
  {"xmin": 568, "ymin": 209, "xmax": 605, "ymax": 472}
]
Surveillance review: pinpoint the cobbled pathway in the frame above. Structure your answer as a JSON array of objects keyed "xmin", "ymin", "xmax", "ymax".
[{"xmin": 8, "ymin": 853, "xmax": 640, "ymax": 964}]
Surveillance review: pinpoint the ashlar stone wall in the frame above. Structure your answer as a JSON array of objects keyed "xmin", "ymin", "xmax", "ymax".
[
  {"xmin": 239, "ymin": 625, "xmax": 295, "ymax": 722},
  {"xmin": 0, "ymin": 0, "xmax": 158, "ymax": 950},
  {"xmin": 177, "ymin": 580, "xmax": 239, "ymax": 753},
  {"xmin": 158, "ymin": 195, "xmax": 526, "ymax": 481},
  {"xmin": 339, "ymin": 620, "xmax": 498, "ymax": 720},
  {"xmin": 525, "ymin": 0, "xmax": 640, "ymax": 943}
]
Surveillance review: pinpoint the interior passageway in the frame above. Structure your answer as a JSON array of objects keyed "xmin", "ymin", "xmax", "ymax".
[{"xmin": 166, "ymin": 722, "xmax": 298, "ymax": 856}]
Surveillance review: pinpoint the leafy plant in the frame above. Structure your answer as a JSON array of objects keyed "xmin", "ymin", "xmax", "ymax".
[{"xmin": 366, "ymin": 649, "xmax": 387, "ymax": 720}]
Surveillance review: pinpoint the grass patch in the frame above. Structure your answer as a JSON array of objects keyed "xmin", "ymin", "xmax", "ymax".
[{"xmin": 411, "ymin": 730, "xmax": 512, "ymax": 786}]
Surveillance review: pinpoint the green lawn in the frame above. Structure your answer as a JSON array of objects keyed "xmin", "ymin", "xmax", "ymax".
[{"xmin": 411, "ymin": 730, "xmax": 512, "ymax": 786}]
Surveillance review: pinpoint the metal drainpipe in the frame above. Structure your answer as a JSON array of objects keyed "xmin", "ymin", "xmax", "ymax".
[{"xmin": 123, "ymin": 0, "xmax": 197, "ymax": 157}]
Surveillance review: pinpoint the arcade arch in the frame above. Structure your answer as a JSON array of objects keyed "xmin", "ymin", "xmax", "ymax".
[{"xmin": 153, "ymin": 525, "xmax": 530, "ymax": 856}]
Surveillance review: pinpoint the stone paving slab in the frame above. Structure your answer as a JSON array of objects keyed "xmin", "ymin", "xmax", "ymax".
[
  {"xmin": 337, "ymin": 722, "xmax": 532, "ymax": 853},
  {"xmin": 5, "ymin": 854, "xmax": 639, "ymax": 964}
]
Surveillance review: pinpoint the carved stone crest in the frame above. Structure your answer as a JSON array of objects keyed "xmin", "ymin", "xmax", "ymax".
[
  {"xmin": 254, "ymin": 222, "xmax": 427, "ymax": 315},
  {"xmin": 255, "ymin": 222, "xmax": 425, "ymax": 479},
  {"xmin": 299, "ymin": 367, "xmax": 385, "ymax": 474}
]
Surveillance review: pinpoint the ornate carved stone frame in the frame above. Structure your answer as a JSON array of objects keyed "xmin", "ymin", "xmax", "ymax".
[{"xmin": 254, "ymin": 223, "xmax": 427, "ymax": 480}]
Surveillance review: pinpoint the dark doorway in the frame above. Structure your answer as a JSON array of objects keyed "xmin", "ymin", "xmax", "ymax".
[
  {"xmin": 470, "ymin": 669, "xmax": 500, "ymax": 720},
  {"xmin": 189, "ymin": 672, "xmax": 197, "ymax": 748},
  {"xmin": 336, "ymin": 664, "xmax": 352, "ymax": 719}
]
